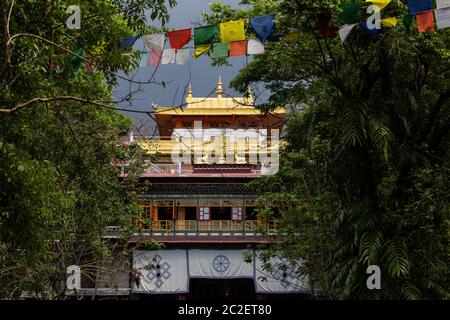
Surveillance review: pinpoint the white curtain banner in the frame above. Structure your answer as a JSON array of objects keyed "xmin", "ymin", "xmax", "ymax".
[
  {"xmin": 254, "ymin": 253, "xmax": 309, "ymax": 293},
  {"xmin": 133, "ymin": 250, "xmax": 188, "ymax": 293},
  {"xmin": 189, "ymin": 249, "xmax": 254, "ymax": 278}
]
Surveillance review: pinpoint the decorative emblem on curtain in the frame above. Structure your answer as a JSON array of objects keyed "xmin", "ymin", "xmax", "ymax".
[
  {"xmin": 212, "ymin": 255, "xmax": 230, "ymax": 273},
  {"xmin": 270, "ymin": 258, "xmax": 296, "ymax": 288},
  {"xmin": 145, "ymin": 254, "xmax": 172, "ymax": 288}
]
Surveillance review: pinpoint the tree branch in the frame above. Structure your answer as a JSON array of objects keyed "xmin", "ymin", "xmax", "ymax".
[{"xmin": 0, "ymin": 96, "xmax": 114, "ymax": 114}]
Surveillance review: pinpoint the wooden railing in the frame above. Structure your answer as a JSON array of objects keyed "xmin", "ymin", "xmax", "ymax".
[{"xmin": 134, "ymin": 220, "xmax": 278, "ymax": 235}]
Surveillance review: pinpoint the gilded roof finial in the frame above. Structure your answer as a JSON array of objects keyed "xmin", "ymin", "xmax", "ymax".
[
  {"xmin": 217, "ymin": 76, "xmax": 223, "ymax": 98},
  {"xmin": 187, "ymin": 83, "xmax": 193, "ymax": 98}
]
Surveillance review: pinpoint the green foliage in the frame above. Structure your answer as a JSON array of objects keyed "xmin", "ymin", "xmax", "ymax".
[
  {"xmin": 205, "ymin": 0, "xmax": 450, "ymax": 299},
  {"xmin": 0, "ymin": 0, "xmax": 175, "ymax": 299}
]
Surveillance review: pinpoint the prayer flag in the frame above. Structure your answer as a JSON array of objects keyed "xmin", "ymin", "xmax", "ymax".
[
  {"xmin": 435, "ymin": 7, "xmax": 450, "ymax": 29},
  {"xmin": 69, "ymin": 48, "xmax": 84, "ymax": 72},
  {"xmin": 194, "ymin": 25, "xmax": 218, "ymax": 46},
  {"xmin": 143, "ymin": 33, "xmax": 165, "ymax": 52},
  {"xmin": 402, "ymin": 14, "xmax": 414, "ymax": 30},
  {"xmin": 149, "ymin": 50, "xmax": 162, "ymax": 67},
  {"xmin": 139, "ymin": 51, "xmax": 148, "ymax": 68},
  {"xmin": 338, "ymin": 24, "xmax": 357, "ymax": 42},
  {"xmin": 220, "ymin": 20, "xmax": 246, "ymax": 43},
  {"xmin": 168, "ymin": 29, "xmax": 192, "ymax": 49},
  {"xmin": 161, "ymin": 49, "xmax": 176, "ymax": 64},
  {"xmin": 407, "ymin": 0, "xmax": 432, "ymax": 14},
  {"xmin": 176, "ymin": 48, "xmax": 190, "ymax": 64},
  {"xmin": 247, "ymin": 39, "xmax": 265, "ymax": 55},
  {"xmin": 212, "ymin": 42, "xmax": 229, "ymax": 59},
  {"xmin": 284, "ymin": 32, "xmax": 300, "ymax": 42},
  {"xmin": 361, "ymin": 21, "xmax": 381, "ymax": 36},
  {"xmin": 416, "ymin": 10, "xmax": 435, "ymax": 32},
  {"xmin": 120, "ymin": 36, "xmax": 138, "ymax": 48},
  {"xmin": 365, "ymin": 0, "xmax": 391, "ymax": 10},
  {"xmin": 250, "ymin": 15, "xmax": 275, "ymax": 43},
  {"xmin": 339, "ymin": 3, "xmax": 363, "ymax": 24},
  {"xmin": 318, "ymin": 12, "xmax": 338, "ymax": 38},
  {"xmin": 230, "ymin": 40, "xmax": 247, "ymax": 57},
  {"xmin": 85, "ymin": 61, "xmax": 93, "ymax": 72},
  {"xmin": 437, "ymin": 0, "xmax": 450, "ymax": 9},
  {"xmin": 193, "ymin": 44, "xmax": 211, "ymax": 58},
  {"xmin": 381, "ymin": 17, "xmax": 398, "ymax": 27}
]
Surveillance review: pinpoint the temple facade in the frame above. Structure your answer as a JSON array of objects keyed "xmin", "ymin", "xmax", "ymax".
[{"xmin": 118, "ymin": 79, "xmax": 309, "ymax": 300}]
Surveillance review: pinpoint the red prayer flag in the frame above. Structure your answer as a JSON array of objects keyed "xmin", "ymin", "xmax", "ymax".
[
  {"xmin": 416, "ymin": 10, "xmax": 435, "ymax": 32},
  {"xmin": 149, "ymin": 50, "xmax": 162, "ymax": 67},
  {"xmin": 167, "ymin": 28, "xmax": 192, "ymax": 49},
  {"xmin": 230, "ymin": 40, "xmax": 247, "ymax": 57},
  {"xmin": 318, "ymin": 12, "xmax": 337, "ymax": 38},
  {"xmin": 85, "ymin": 61, "xmax": 93, "ymax": 72}
]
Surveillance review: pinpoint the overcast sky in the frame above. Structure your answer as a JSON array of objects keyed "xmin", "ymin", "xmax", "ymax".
[{"xmin": 114, "ymin": 0, "xmax": 251, "ymax": 134}]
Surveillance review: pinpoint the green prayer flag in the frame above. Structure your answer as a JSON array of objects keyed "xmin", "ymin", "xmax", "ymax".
[
  {"xmin": 402, "ymin": 14, "xmax": 414, "ymax": 31},
  {"xmin": 69, "ymin": 48, "xmax": 85, "ymax": 72},
  {"xmin": 194, "ymin": 25, "xmax": 219, "ymax": 46},
  {"xmin": 338, "ymin": 3, "xmax": 363, "ymax": 24},
  {"xmin": 212, "ymin": 42, "xmax": 229, "ymax": 59}
]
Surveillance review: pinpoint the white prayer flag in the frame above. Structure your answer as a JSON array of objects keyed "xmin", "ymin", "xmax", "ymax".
[
  {"xmin": 161, "ymin": 49, "xmax": 176, "ymax": 64},
  {"xmin": 176, "ymin": 48, "xmax": 190, "ymax": 65},
  {"xmin": 435, "ymin": 7, "xmax": 450, "ymax": 30},
  {"xmin": 437, "ymin": 0, "xmax": 450, "ymax": 9},
  {"xmin": 142, "ymin": 33, "xmax": 165, "ymax": 52},
  {"xmin": 247, "ymin": 39, "xmax": 265, "ymax": 55},
  {"xmin": 339, "ymin": 24, "xmax": 356, "ymax": 43}
]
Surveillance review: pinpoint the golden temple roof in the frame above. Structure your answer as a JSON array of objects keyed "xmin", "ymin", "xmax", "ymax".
[{"xmin": 154, "ymin": 77, "xmax": 286, "ymax": 116}]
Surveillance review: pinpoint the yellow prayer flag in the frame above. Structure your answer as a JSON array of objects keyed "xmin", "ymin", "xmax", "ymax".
[
  {"xmin": 220, "ymin": 20, "xmax": 246, "ymax": 43},
  {"xmin": 193, "ymin": 44, "xmax": 211, "ymax": 58},
  {"xmin": 381, "ymin": 17, "xmax": 398, "ymax": 27},
  {"xmin": 365, "ymin": 0, "xmax": 391, "ymax": 10},
  {"xmin": 284, "ymin": 32, "xmax": 300, "ymax": 42}
]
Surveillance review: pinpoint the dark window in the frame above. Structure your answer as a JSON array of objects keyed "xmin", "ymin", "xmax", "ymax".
[
  {"xmin": 183, "ymin": 122, "xmax": 193, "ymax": 128},
  {"xmin": 157, "ymin": 207, "xmax": 173, "ymax": 220},
  {"xmin": 210, "ymin": 122, "xmax": 219, "ymax": 128},
  {"xmin": 184, "ymin": 207, "xmax": 197, "ymax": 220},
  {"xmin": 210, "ymin": 207, "xmax": 232, "ymax": 220}
]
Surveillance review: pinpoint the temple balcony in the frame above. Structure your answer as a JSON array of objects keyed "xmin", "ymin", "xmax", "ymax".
[
  {"xmin": 119, "ymin": 162, "xmax": 275, "ymax": 178},
  {"xmin": 126, "ymin": 219, "xmax": 279, "ymax": 243}
]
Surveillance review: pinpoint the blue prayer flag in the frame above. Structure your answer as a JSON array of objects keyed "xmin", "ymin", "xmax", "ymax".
[
  {"xmin": 120, "ymin": 36, "xmax": 138, "ymax": 48},
  {"xmin": 360, "ymin": 22, "xmax": 381, "ymax": 36},
  {"xmin": 250, "ymin": 15, "xmax": 276, "ymax": 43},
  {"xmin": 407, "ymin": 0, "xmax": 433, "ymax": 14}
]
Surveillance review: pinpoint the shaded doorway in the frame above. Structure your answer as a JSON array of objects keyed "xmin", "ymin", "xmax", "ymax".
[{"xmin": 189, "ymin": 278, "xmax": 256, "ymax": 300}]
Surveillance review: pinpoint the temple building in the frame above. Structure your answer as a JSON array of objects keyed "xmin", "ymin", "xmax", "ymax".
[{"xmin": 103, "ymin": 78, "xmax": 310, "ymax": 300}]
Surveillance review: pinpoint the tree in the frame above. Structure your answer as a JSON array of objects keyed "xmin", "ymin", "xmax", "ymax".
[
  {"xmin": 204, "ymin": 0, "xmax": 449, "ymax": 299},
  {"xmin": 0, "ymin": 0, "xmax": 175, "ymax": 299}
]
